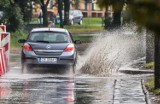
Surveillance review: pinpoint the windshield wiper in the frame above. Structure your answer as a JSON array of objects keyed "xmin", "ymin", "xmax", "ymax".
[{"xmin": 36, "ymin": 40, "xmax": 50, "ymax": 43}]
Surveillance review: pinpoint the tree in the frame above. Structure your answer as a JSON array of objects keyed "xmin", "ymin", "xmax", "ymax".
[
  {"xmin": 97, "ymin": 0, "xmax": 126, "ymax": 29},
  {"xmin": 0, "ymin": 0, "xmax": 23, "ymax": 32},
  {"xmin": 97, "ymin": 0, "xmax": 160, "ymax": 89},
  {"xmin": 75, "ymin": 0, "xmax": 80, "ymax": 9},
  {"xmin": 63, "ymin": 0, "xmax": 70, "ymax": 25},
  {"xmin": 15, "ymin": 0, "xmax": 33, "ymax": 23},
  {"xmin": 39, "ymin": 0, "xmax": 50, "ymax": 26},
  {"xmin": 112, "ymin": 0, "xmax": 125, "ymax": 28},
  {"xmin": 58, "ymin": 0, "xmax": 63, "ymax": 28},
  {"xmin": 128, "ymin": 0, "xmax": 160, "ymax": 89}
]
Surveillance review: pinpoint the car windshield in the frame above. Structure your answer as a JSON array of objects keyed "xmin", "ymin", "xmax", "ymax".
[{"xmin": 28, "ymin": 32, "xmax": 69, "ymax": 43}]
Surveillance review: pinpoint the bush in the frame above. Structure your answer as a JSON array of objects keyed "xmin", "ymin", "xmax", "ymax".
[
  {"xmin": 5, "ymin": 5, "xmax": 24, "ymax": 32},
  {"xmin": 11, "ymin": 29, "xmax": 27, "ymax": 49},
  {"xmin": 0, "ymin": 0, "xmax": 24, "ymax": 32}
]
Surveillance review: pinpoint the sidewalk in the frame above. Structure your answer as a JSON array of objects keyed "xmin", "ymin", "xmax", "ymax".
[{"xmin": 113, "ymin": 78, "xmax": 149, "ymax": 104}]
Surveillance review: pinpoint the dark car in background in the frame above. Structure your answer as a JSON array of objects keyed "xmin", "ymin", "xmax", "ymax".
[
  {"xmin": 56, "ymin": 10, "xmax": 83, "ymax": 25},
  {"xmin": 18, "ymin": 28, "xmax": 80, "ymax": 72}
]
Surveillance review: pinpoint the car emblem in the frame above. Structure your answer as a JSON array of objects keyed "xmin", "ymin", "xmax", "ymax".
[{"xmin": 46, "ymin": 45, "xmax": 51, "ymax": 49}]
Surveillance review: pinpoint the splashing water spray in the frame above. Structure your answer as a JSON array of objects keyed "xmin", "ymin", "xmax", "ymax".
[{"xmin": 77, "ymin": 26, "xmax": 146, "ymax": 76}]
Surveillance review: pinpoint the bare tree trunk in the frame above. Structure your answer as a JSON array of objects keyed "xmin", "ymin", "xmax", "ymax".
[
  {"xmin": 111, "ymin": 2, "xmax": 124, "ymax": 29},
  {"xmin": 40, "ymin": 0, "xmax": 49, "ymax": 27},
  {"xmin": 41, "ymin": 5, "xmax": 48, "ymax": 27},
  {"xmin": 105, "ymin": 5, "xmax": 108, "ymax": 18},
  {"xmin": 154, "ymin": 33, "xmax": 160, "ymax": 89},
  {"xmin": 64, "ymin": 0, "xmax": 70, "ymax": 25},
  {"xmin": 58, "ymin": 0, "xmax": 64, "ymax": 28},
  {"xmin": 146, "ymin": 30, "xmax": 154, "ymax": 63},
  {"xmin": 112, "ymin": 11, "xmax": 121, "ymax": 28}
]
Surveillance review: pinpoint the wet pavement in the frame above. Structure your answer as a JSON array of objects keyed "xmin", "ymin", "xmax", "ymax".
[{"xmin": 0, "ymin": 53, "xmax": 153, "ymax": 104}]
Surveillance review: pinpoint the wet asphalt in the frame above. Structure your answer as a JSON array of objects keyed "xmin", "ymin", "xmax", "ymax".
[
  {"xmin": 0, "ymin": 47, "xmax": 153, "ymax": 104},
  {"xmin": 1, "ymin": 53, "xmax": 75, "ymax": 104}
]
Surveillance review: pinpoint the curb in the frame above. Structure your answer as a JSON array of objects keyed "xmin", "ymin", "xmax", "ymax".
[
  {"xmin": 119, "ymin": 70, "xmax": 154, "ymax": 75},
  {"xmin": 112, "ymin": 80, "xmax": 117, "ymax": 104},
  {"xmin": 141, "ymin": 79, "xmax": 152, "ymax": 104}
]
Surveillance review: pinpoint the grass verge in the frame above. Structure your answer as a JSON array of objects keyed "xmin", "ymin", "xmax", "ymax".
[
  {"xmin": 145, "ymin": 78, "xmax": 160, "ymax": 95},
  {"xmin": 32, "ymin": 17, "xmax": 104, "ymax": 33},
  {"xmin": 144, "ymin": 62, "xmax": 154, "ymax": 69},
  {"xmin": 62, "ymin": 18, "xmax": 104, "ymax": 33},
  {"xmin": 65, "ymin": 25, "xmax": 103, "ymax": 33},
  {"xmin": 10, "ymin": 30, "xmax": 27, "ymax": 50}
]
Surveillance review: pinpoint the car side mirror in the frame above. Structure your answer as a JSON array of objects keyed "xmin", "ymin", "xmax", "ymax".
[
  {"xmin": 18, "ymin": 39, "xmax": 26, "ymax": 43},
  {"xmin": 74, "ymin": 40, "xmax": 81, "ymax": 44}
]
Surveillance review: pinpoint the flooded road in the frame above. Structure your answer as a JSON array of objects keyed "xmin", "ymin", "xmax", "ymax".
[
  {"xmin": 0, "ymin": 28, "xmax": 154, "ymax": 104},
  {"xmin": 0, "ymin": 53, "xmax": 152, "ymax": 104}
]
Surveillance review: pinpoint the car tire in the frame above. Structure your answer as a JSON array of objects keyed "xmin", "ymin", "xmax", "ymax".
[{"xmin": 79, "ymin": 20, "xmax": 83, "ymax": 25}]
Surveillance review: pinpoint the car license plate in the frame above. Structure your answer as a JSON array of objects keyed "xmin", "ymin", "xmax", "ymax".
[{"xmin": 39, "ymin": 58, "xmax": 57, "ymax": 63}]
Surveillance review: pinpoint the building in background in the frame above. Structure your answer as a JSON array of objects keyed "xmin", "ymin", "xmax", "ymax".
[
  {"xmin": 71, "ymin": 0, "xmax": 106, "ymax": 17},
  {"xmin": 33, "ymin": 0, "xmax": 110, "ymax": 18}
]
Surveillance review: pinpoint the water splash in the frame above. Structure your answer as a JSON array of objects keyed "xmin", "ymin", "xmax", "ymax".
[{"xmin": 77, "ymin": 26, "xmax": 146, "ymax": 76}]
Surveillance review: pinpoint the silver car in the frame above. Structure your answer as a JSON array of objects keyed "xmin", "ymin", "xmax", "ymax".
[
  {"xmin": 18, "ymin": 28, "xmax": 80, "ymax": 72},
  {"xmin": 56, "ymin": 10, "xmax": 83, "ymax": 25}
]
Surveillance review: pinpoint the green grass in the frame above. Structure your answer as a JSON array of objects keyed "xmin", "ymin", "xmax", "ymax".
[
  {"xmin": 144, "ymin": 62, "xmax": 154, "ymax": 69},
  {"xmin": 64, "ymin": 18, "xmax": 104, "ymax": 33},
  {"xmin": 57, "ymin": 18, "xmax": 104, "ymax": 33},
  {"xmin": 31, "ymin": 18, "xmax": 39, "ymax": 24},
  {"xmin": 145, "ymin": 78, "xmax": 160, "ymax": 95},
  {"xmin": 65, "ymin": 25, "xmax": 103, "ymax": 33},
  {"xmin": 83, "ymin": 17, "xmax": 103, "ymax": 26},
  {"xmin": 31, "ymin": 17, "xmax": 104, "ymax": 33},
  {"xmin": 10, "ymin": 30, "xmax": 27, "ymax": 50}
]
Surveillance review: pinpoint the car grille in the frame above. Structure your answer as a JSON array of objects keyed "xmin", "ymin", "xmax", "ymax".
[{"xmin": 34, "ymin": 50, "xmax": 63, "ymax": 55}]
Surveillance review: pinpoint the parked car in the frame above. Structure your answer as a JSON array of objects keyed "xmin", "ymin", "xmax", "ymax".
[
  {"xmin": 56, "ymin": 10, "xmax": 83, "ymax": 25},
  {"xmin": 18, "ymin": 28, "xmax": 81, "ymax": 72}
]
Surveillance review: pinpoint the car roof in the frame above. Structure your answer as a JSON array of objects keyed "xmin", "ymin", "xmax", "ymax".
[{"xmin": 31, "ymin": 28, "xmax": 68, "ymax": 33}]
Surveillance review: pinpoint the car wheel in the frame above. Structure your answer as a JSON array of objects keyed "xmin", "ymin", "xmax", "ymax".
[
  {"xmin": 79, "ymin": 20, "xmax": 83, "ymax": 25},
  {"xmin": 70, "ymin": 20, "xmax": 74, "ymax": 25}
]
